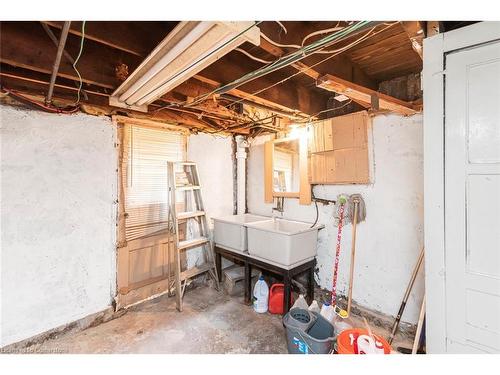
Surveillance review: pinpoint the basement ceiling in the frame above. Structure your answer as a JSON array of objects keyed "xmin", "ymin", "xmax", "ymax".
[{"xmin": 0, "ymin": 20, "xmax": 449, "ymax": 135}]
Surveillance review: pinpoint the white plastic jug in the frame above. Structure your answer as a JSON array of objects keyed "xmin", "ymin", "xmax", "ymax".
[
  {"xmin": 292, "ymin": 294, "xmax": 309, "ymax": 310},
  {"xmin": 356, "ymin": 335, "xmax": 385, "ymax": 354},
  {"xmin": 253, "ymin": 276, "xmax": 269, "ymax": 313},
  {"xmin": 320, "ymin": 303, "xmax": 335, "ymax": 323},
  {"xmin": 308, "ymin": 300, "xmax": 320, "ymax": 313}
]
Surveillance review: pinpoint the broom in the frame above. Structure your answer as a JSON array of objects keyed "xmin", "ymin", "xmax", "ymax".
[{"xmin": 346, "ymin": 194, "xmax": 366, "ymax": 316}]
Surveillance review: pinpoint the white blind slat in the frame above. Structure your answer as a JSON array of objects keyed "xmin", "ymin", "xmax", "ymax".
[{"xmin": 124, "ymin": 125, "xmax": 186, "ymax": 241}]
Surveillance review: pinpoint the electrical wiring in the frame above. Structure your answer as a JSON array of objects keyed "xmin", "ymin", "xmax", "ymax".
[
  {"xmin": 72, "ymin": 21, "xmax": 86, "ymax": 105},
  {"xmin": 310, "ymin": 199, "xmax": 319, "ymax": 228},
  {"xmin": 260, "ymin": 32, "xmax": 302, "ymax": 49},
  {"xmin": 301, "ymin": 23, "xmax": 342, "ymax": 46},
  {"xmin": 219, "ymin": 26, "xmax": 381, "ymax": 112},
  {"xmin": 219, "ymin": 22, "xmax": 397, "ymax": 112},
  {"xmin": 309, "ymin": 22, "xmax": 398, "ymax": 54},
  {"xmin": 1, "ymin": 87, "xmax": 79, "ymax": 114},
  {"xmin": 153, "ymin": 22, "xmax": 397, "ymax": 134},
  {"xmin": 186, "ymin": 21, "xmax": 374, "ymax": 107},
  {"xmin": 297, "ymin": 100, "xmax": 354, "ymax": 123},
  {"xmin": 234, "ymin": 48, "xmax": 274, "ymax": 64},
  {"xmin": 275, "ymin": 21, "xmax": 288, "ymax": 34}
]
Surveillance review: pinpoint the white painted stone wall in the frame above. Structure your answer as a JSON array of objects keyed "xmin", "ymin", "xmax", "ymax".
[
  {"xmin": 187, "ymin": 133, "xmax": 234, "ymax": 267},
  {"xmin": 247, "ymin": 114, "xmax": 424, "ymax": 324},
  {"xmin": 0, "ymin": 105, "xmax": 117, "ymax": 347}
]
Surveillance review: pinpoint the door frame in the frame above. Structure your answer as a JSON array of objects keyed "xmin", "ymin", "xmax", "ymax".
[
  {"xmin": 112, "ymin": 115, "xmax": 189, "ymax": 310},
  {"xmin": 423, "ymin": 22, "xmax": 500, "ymax": 353}
]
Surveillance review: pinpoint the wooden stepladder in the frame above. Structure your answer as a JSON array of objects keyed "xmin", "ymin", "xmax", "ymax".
[{"xmin": 167, "ymin": 161, "xmax": 219, "ymax": 311}]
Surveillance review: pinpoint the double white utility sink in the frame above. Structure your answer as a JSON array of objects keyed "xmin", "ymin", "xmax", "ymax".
[{"xmin": 213, "ymin": 214, "xmax": 323, "ymax": 267}]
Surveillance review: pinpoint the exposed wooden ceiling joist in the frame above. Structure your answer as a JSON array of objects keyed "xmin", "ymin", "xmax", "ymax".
[
  {"xmin": 399, "ymin": 21, "xmax": 424, "ymax": 60},
  {"xmin": 41, "ymin": 21, "xmax": 176, "ymax": 57},
  {"xmin": 257, "ymin": 35, "xmax": 374, "ymax": 110},
  {"xmin": 1, "ymin": 20, "xmax": 426, "ymax": 133},
  {"xmin": 0, "ymin": 66, "xmax": 249, "ymax": 134},
  {"xmin": 317, "ymin": 74, "xmax": 418, "ymax": 116},
  {"xmin": 19, "ymin": 21, "xmax": 329, "ymax": 118},
  {"xmin": 257, "ymin": 21, "xmax": 379, "ymax": 90},
  {"xmin": 0, "ymin": 22, "xmax": 138, "ymax": 89}
]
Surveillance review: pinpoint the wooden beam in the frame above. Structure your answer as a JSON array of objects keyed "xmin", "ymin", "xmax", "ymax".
[
  {"xmin": 41, "ymin": 21, "xmax": 176, "ymax": 57},
  {"xmin": 400, "ymin": 21, "xmax": 424, "ymax": 60},
  {"xmin": 0, "ymin": 22, "xmax": 141, "ymax": 89},
  {"xmin": 258, "ymin": 36, "xmax": 374, "ymax": 110},
  {"xmin": 0, "ymin": 74, "xmax": 253, "ymax": 133},
  {"xmin": 425, "ymin": 21, "xmax": 441, "ymax": 37},
  {"xmin": 317, "ymin": 74, "xmax": 418, "ymax": 115},
  {"xmin": 47, "ymin": 20, "xmax": 330, "ymax": 116},
  {"xmin": 188, "ymin": 75, "xmax": 308, "ymax": 118},
  {"xmin": 258, "ymin": 22, "xmax": 379, "ymax": 90},
  {"xmin": 198, "ymin": 51, "xmax": 329, "ymax": 116},
  {"xmin": 6, "ymin": 22, "xmax": 325, "ymax": 118},
  {"xmin": 257, "ymin": 29, "xmax": 384, "ymax": 111}
]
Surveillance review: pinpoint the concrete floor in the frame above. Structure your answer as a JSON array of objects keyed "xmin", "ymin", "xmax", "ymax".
[{"xmin": 28, "ymin": 285, "xmax": 413, "ymax": 354}]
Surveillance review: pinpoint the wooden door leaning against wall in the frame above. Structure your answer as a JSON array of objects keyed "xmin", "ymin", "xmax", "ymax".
[{"xmin": 114, "ymin": 116, "xmax": 188, "ymax": 310}]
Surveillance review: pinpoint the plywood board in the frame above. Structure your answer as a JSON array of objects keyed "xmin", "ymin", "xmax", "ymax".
[
  {"xmin": 323, "ymin": 119, "xmax": 334, "ymax": 151},
  {"xmin": 308, "ymin": 111, "xmax": 370, "ymax": 184},
  {"xmin": 324, "ymin": 149, "xmax": 370, "ymax": 184},
  {"xmin": 331, "ymin": 111, "xmax": 368, "ymax": 150},
  {"xmin": 310, "ymin": 153, "xmax": 326, "ymax": 184}
]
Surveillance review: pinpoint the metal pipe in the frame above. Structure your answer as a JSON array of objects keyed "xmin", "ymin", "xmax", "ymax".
[
  {"xmin": 46, "ymin": 21, "xmax": 71, "ymax": 105},
  {"xmin": 40, "ymin": 22, "xmax": 88, "ymax": 101}
]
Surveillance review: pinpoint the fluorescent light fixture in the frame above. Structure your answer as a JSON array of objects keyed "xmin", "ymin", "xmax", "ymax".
[{"xmin": 109, "ymin": 21, "xmax": 261, "ymax": 112}]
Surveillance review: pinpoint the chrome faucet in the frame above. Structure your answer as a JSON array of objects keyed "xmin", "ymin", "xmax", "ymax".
[{"xmin": 271, "ymin": 197, "xmax": 284, "ymax": 220}]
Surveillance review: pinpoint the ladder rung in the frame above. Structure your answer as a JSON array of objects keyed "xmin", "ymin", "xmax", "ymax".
[
  {"xmin": 175, "ymin": 162, "xmax": 196, "ymax": 166},
  {"xmin": 176, "ymin": 185, "xmax": 200, "ymax": 191},
  {"xmin": 180, "ymin": 263, "xmax": 213, "ymax": 281},
  {"xmin": 178, "ymin": 237, "xmax": 209, "ymax": 250},
  {"xmin": 177, "ymin": 210, "xmax": 206, "ymax": 220}
]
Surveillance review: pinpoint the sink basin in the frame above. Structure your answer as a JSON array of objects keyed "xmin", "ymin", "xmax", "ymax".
[
  {"xmin": 213, "ymin": 214, "xmax": 270, "ymax": 252},
  {"xmin": 245, "ymin": 219, "xmax": 324, "ymax": 267}
]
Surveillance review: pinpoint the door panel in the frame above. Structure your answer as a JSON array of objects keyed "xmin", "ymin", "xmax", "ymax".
[
  {"xmin": 467, "ymin": 58, "xmax": 500, "ymax": 163},
  {"xmin": 114, "ymin": 120, "xmax": 187, "ymax": 310},
  {"xmin": 467, "ymin": 175, "xmax": 500, "ymax": 278},
  {"xmin": 445, "ymin": 41, "xmax": 500, "ymax": 353}
]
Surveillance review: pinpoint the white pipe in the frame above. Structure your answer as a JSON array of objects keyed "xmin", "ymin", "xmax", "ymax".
[{"xmin": 235, "ymin": 136, "xmax": 247, "ymax": 215}]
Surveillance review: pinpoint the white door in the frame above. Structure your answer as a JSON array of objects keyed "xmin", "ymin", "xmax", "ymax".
[{"xmin": 445, "ymin": 40, "xmax": 500, "ymax": 353}]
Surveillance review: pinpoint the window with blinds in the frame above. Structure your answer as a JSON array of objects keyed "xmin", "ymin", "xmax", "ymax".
[{"xmin": 124, "ymin": 125, "xmax": 186, "ymax": 241}]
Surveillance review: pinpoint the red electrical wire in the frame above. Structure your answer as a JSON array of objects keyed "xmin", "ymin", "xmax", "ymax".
[{"xmin": 1, "ymin": 86, "xmax": 80, "ymax": 114}]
